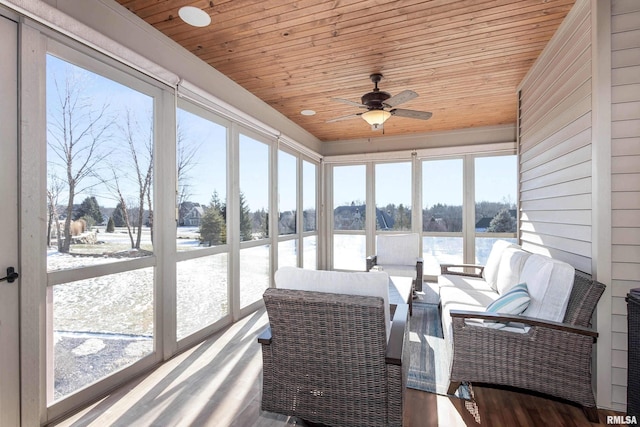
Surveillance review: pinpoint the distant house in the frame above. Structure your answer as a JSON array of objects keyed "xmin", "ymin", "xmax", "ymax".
[
  {"xmin": 183, "ymin": 206, "xmax": 205, "ymax": 227},
  {"xmin": 178, "ymin": 201, "xmax": 201, "ymax": 226}
]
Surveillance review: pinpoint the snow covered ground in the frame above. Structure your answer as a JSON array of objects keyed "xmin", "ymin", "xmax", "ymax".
[{"xmin": 49, "ymin": 226, "xmax": 258, "ymax": 399}]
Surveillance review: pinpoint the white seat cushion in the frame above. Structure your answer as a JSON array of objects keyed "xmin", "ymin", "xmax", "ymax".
[
  {"xmin": 520, "ymin": 254, "xmax": 575, "ymax": 322},
  {"xmin": 483, "ymin": 240, "xmax": 518, "ymax": 291},
  {"xmin": 439, "ymin": 286, "xmax": 500, "ymax": 346},
  {"xmin": 274, "ymin": 266, "xmax": 391, "ymax": 339},
  {"xmin": 496, "ymin": 247, "xmax": 530, "ymax": 295},
  {"xmin": 377, "ymin": 233, "xmax": 420, "ymax": 266}
]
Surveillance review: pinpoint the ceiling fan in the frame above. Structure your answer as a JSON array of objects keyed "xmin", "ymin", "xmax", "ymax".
[{"xmin": 328, "ymin": 73, "xmax": 433, "ymax": 130}]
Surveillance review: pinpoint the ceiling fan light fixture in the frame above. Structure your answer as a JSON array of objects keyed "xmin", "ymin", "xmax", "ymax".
[
  {"xmin": 178, "ymin": 6, "xmax": 211, "ymax": 27},
  {"xmin": 361, "ymin": 109, "xmax": 391, "ymax": 127}
]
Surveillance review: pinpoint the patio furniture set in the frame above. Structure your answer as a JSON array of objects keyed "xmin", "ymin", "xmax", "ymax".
[{"xmin": 257, "ymin": 235, "xmax": 605, "ymax": 426}]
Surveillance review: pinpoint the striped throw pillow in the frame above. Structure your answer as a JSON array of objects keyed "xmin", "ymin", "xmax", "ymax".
[{"xmin": 484, "ymin": 282, "xmax": 530, "ymax": 329}]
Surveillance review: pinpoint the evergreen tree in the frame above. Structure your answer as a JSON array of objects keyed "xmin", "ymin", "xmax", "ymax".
[
  {"xmin": 210, "ymin": 191, "xmax": 226, "ymax": 220},
  {"xmin": 239, "ymin": 191, "xmax": 253, "ymax": 241},
  {"xmin": 112, "ymin": 201, "xmax": 127, "ymax": 227},
  {"xmin": 106, "ymin": 216, "xmax": 115, "ymax": 233},
  {"xmin": 487, "ymin": 208, "xmax": 516, "ymax": 232},
  {"xmin": 199, "ymin": 192, "xmax": 226, "ymax": 245},
  {"xmin": 75, "ymin": 196, "xmax": 104, "ymax": 224}
]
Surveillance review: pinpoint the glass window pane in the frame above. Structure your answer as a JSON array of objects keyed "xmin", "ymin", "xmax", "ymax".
[
  {"xmin": 333, "ymin": 165, "xmax": 366, "ymax": 231},
  {"xmin": 422, "ymin": 236, "xmax": 463, "ymax": 276},
  {"xmin": 240, "ymin": 135, "xmax": 269, "ymax": 241},
  {"xmin": 176, "ymin": 107, "xmax": 227, "ymax": 249},
  {"xmin": 240, "ymin": 245, "xmax": 270, "ymax": 308},
  {"xmin": 333, "ymin": 235, "xmax": 366, "ymax": 271},
  {"xmin": 176, "ymin": 253, "xmax": 228, "ymax": 340},
  {"xmin": 475, "ymin": 156, "xmax": 517, "ymax": 234},
  {"xmin": 376, "ymin": 162, "xmax": 411, "ymax": 231},
  {"xmin": 278, "ymin": 240, "xmax": 298, "ymax": 269},
  {"xmin": 46, "ymin": 54, "xmax": 154, "ymax": 271},
  {"xmin": 422, "ymin": 159, "xmax": 463, "ymax": 233},
  {"xmin": 52, "ymin": 268, "xmax": 154, "ymax": 400},
  {"xmin": 303, "ymin": 160, "xmax": 317, "ymax": 232},
  {"xmin": 278, "ymin": 151, "xmax": 297, "ymax": 235},
  {"xmin": 303, "ymin": 236, "xmax": 317, "ymax": 270}
]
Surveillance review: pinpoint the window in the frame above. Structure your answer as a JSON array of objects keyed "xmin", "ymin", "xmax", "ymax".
[
  {"xmin": 333, "ymin": 165, "xmax": 366, "ymax": 270},
  {"xmin": 303, "ymin": 160, "xmax": 317, "ymax": 233},
  {"xmin": 278, "ymin": 240, "xmax": 298, "ymax": 269},
  {"xmin": 175, "ymin": 103, "xmax": 229, "ymax": 341},
  {"xmin": 46, "ymin": 53, "xmax": 158, "ymax": 401},
  {"xmin": 239, "ymin": 134, "xmax": 269, "ymax": 241},
  {"xmin": 177, "ymin": 254, "xmax": 228, "ymax": 339},
  {"xmin": 278, "ymin": 150, "xmax": 297, "ymax": 235},
  {"xmin": 422, "ymin": 159, "xmax": 464, "ymax": 273},
  {"xmin": 239, "ymin": 133, "xmax": 271, "ymax": 308},
  {"xmin": 475, "ymin": 155, "xmax": 518, "ymax": 264},
  {"xmin": 302, "ymin": 160, "xmax": 318, "ymax": 269},
  {"xmin": 46, "ymin": 55, "xmax": 154, "ymax": 272},
  {"xmin": 376, "ymin": 162, "xmax": 412, "ymax": 231},
  {"xmin": 176, "ymin": 107, "xmax": 227, "ymax": 249},
  {"xmin": 51, "ymin": 269, "xmax": 154, "ymax": 400},
  {"xmin": 240, "ymin": 244, "xmax": 271, "ymax": 307}
]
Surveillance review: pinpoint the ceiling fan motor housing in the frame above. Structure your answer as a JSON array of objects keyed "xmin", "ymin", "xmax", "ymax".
[{"xmin": 361, "ymin": 90, "xmax": 391, "ymax": 110}]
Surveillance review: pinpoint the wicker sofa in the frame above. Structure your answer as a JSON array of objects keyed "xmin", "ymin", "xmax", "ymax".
[
  {"xmin": 259, "ymin": 267, "xmax": 410, "ymax": 427},
  {"xmin": 438, "ymin": 240, "xmax": 605, "ymax": 422}
]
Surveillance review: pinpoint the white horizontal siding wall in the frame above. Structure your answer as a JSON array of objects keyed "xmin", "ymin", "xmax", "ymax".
[
  {"xmin": 518, "ymin": 0, "xmax": 593, "ymax": 272},
  {"xmin": 611, "ymin": 0, "xmax": 640, "ymax": 411}
]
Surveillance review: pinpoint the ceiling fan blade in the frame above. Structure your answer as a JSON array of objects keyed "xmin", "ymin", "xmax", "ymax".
[
  {"xmin": 330, "ymin": 97, "xmax": 367, "ymax": 108},
  {"xmin": 390, "ymin": 108, "xmax": 433, "ymax": 120},
  {"xmin": 384, "ymin": 90, "xmax": 418, "ymax": 107},
  {"xmin": 326, "ymin": 113, "xmax": 362, "ymax": 123}
]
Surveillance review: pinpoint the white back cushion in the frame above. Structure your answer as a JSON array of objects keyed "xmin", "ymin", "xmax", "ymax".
[
  {"xmin": 483, "ymin": 240, "xmax": 516, "ymax": 291},
  {"xmin": 377, "ymin": 233, "xmax": 419, "ymax": 266},
  {"xmin": 274, "ymin": 266, "xmax": 391, "ymax": 339},
  {"xmin": 520, "ymin": 254, "xmax": 575, "ymax": 322},
  {"xmin": 496, "ymin": 247, "xmax": 530, "ymax": 295}
]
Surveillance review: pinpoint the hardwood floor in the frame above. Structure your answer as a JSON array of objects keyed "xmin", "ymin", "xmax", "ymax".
[{"xmin": 52, "ymin": 308, "xmax": 624, "ymax": 427}]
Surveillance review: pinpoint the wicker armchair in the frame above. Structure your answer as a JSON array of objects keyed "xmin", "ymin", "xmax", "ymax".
[
  {"xmin": 259, "ymin": 287, "xmax": 410, "ymax": 427},
  {"xmin": 367, "ymin": 233, "xmax": 423, "ymax": 292},
  {"xmin": 446, "ymin": 269, "xmax": 605, "ymax": 422}
]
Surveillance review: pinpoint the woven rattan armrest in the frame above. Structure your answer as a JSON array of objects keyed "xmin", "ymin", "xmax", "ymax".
[
  {"xmin": 386, "ymin": 303, "xmax": 409, "ymax": 366},
  {"xmin": 440, "ymin": 264, "xmax": 484, "ymax": 277},
  {"xmin": 449, "ymin": 310, "xmax": 598, "ymax": 341}
]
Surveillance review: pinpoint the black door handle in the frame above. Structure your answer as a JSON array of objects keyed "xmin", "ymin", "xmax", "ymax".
[{"xmin": 0, "ymin": 267, "xmax": 19, "ymax": 283}]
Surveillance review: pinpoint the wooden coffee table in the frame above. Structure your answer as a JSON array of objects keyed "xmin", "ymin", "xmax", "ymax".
[{"xmin": 388, "ymin": 275, "xmax": 413, "ymax": 316}]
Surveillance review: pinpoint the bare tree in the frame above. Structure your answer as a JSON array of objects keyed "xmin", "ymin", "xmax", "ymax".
[
  {"xmin": 46, "ymin": 173, "xmax": 65, "ymax": 248},
  {"xmin": 103, "ymin": 109, "xmax": 153, "ymax": 249},
  {"xmin": 47, "ymin": 67, "xmax": 114, "ymax": 253},
  {"xmin": 103, "ymin": 167, "xmax": 136, "ymax": 248},
  {"xmin": 176, "ymin": 122, "xmax": 201, "ymax": 224},
  {"xmin": 118, "ymin": 109, "xmax": 153, "ymax": 250}
]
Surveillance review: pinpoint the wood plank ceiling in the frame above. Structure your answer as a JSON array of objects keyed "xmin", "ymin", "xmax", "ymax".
[{"xmin": 114, "ymin": 0, "xmax": 576, "ymax": 142}]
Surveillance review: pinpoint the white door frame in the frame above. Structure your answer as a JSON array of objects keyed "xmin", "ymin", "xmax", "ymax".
[{"xmin": 0, "ymin": 12, "xmax": 21, "ymax": 427}]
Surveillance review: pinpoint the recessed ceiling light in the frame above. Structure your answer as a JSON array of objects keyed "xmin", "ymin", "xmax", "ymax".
[
  {"xmin": 301, "ymin": 109, "xmax": 316, "ymax": 116},
  {"xmin": 178, "ymin": 6, "xmax": 211, "ymax": 27}
]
